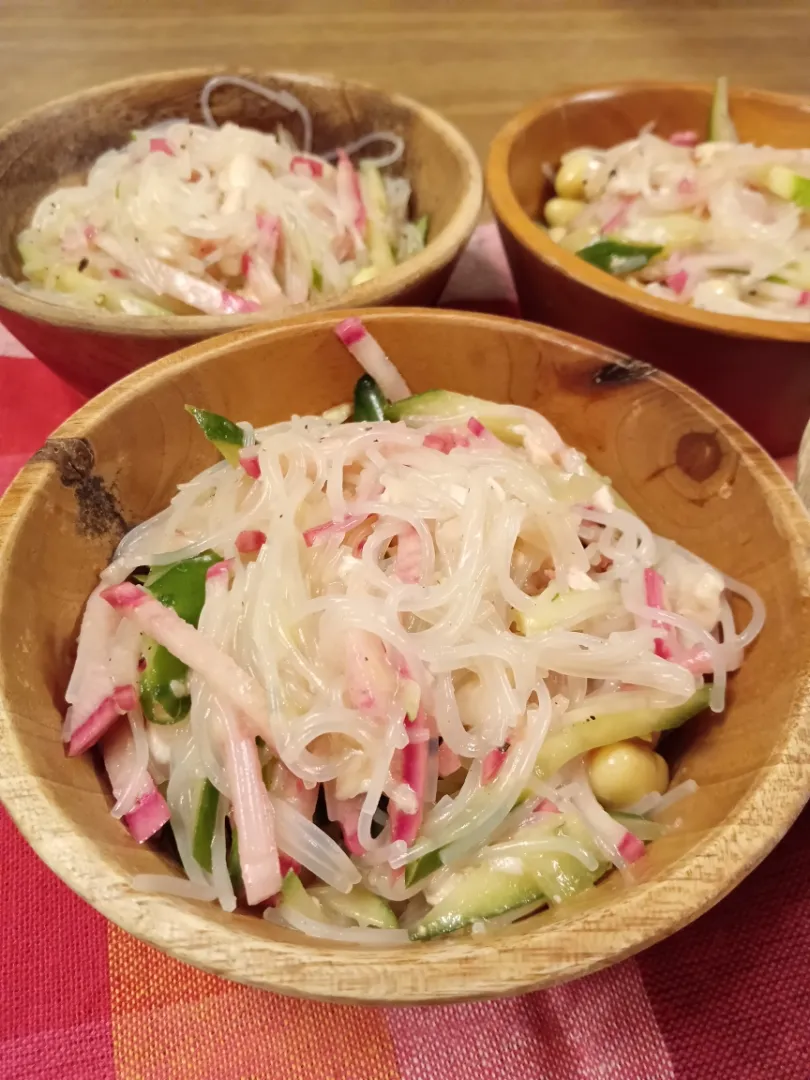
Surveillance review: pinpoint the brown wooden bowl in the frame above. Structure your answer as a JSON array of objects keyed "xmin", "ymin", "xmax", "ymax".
[
  {"xmin": 0, "ymin": 69, "xmax": 482, "ymax": 395},
  {"xmin": 487, "ymin": 81, "xmax": 810, "ymax": 458},
  {"xmin": 1, "ymin": 308, "xmax": 809, "ymax": 1004}
]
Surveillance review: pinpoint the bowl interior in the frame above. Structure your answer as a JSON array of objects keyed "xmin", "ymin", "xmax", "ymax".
[
  {"xmin": 0, "ymin": 69, "xmax": 470, "ymax": 290},
  {"xmin": 507, "ymin": 82, "xmax": 810, "ymax": 228},
  {"xmin": 1, "ymin": 309, "xmax": 808, "ymax": 1002}
]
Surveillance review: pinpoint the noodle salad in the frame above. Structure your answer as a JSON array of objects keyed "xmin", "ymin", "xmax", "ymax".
[
  {"xmin": 544, "ymin": 77, "xmax": 810, "ymax": 321},
  {"xmin": 16, "ymin": 77, "xmax": 426, "ymax": 317},
  {"xmin": 64, "ymin": 318, "xmax": 764, "ymax": 943}
]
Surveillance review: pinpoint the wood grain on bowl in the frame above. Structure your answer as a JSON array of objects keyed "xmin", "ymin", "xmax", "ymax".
[
  {"xmin": 487, "ymin": 82, "xmax": 810, "ymax": 457},
  {"xmin": 0, "ymin": 308, "xmax": 809, "ymax": 1004},
  {"xmin": 0, "ymin": 68, "xmax": 482, "ymax": 394}
]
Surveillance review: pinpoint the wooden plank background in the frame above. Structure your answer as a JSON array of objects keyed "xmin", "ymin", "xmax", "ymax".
[{"xmin": 1, "ymin": 1, "xmax": 808, "ymax": 161}]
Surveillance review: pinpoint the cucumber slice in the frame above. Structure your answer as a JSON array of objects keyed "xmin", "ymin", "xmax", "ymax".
[
  {"xmin": 534, "ymin": 686, "xmax": 710, "ymax": 780},
  {"xmin": 409, "ymin": 862, "xmax": 547, "ymax": 940},
  {"xmin": 192, "ymin": 778, "xmax": 220, "ymax": 873},
  {"xmin": 361, "ymin": 164, "xmax": 397, "ymax": 273},
  {"xmin": 384, "ymin": 391, "xmax": 524, "ymax": 446},
  {"xmin": 612, "ymin": 812, "xmax": 665, "ymax": 842},
  {"xmin": 350, "ymin": 266, "xmax": 379, "ymax": 287},
  {"xmin": 280, "ymin": 870, "xmax": 325, "ymax": 921},
  {"xmin": 404, "ymin": 848, "xmax": 442, "ymax": 888},
  {"xmin": 577, "ymin": 240, "xmax": 663, "ymax": 276},
  {"xmin": 708, "ymin": 76, "xmax": 738, "ymax": 142},
  {"xmin": 352, "ymin": 374, "xmax": 387, "ymax": 422},
  {"xmin": 309, "ymin": 884, "xmax": 398, "ymax": 929},
  {"xmin": 409, "ymin": 820, "xmax": 603, "ymax": 941},
  {"xmin": 766, "ymin": 165, "xmax": 810, "ymax": 209},
  {"xmin": 514, "ymin": 584, "xmax": 621, "ymax": 636},
  {"xmin": 185, "ymin": 405, "xmax": 245, "ymax": 466}
]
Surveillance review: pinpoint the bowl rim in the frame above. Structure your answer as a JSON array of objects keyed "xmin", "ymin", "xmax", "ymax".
[
  {"xmin": 487, "ymin": 79, "xmax": 810, "ymax": 343},
  {"xmin": 0, "ymin": 67, "xmax": 483, "ymax": 338},
  {"xmin": 1, "ymin": 306, "xmax": 809, "ymax": 1003}
]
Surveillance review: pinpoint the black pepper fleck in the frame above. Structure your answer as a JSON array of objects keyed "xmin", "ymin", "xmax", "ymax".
[{"xmin": 78, "ymin": 257, "xmax": 89, "ymax": 272}]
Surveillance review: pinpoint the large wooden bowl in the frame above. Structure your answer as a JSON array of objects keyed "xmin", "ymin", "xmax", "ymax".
[
  {"xmin": 1, "ymin": 308, "xmax": 808, "ymax": 1004},
  {"xmin": 487, "ymin": 81, "xmax": 810, "ymax": 458},
  {"xmin": 0, "ymin": 69, "xmax": 482, "ymax": 395}
]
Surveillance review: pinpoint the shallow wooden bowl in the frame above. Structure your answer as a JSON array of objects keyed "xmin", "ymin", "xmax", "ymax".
[
  {"xmin": 1, "ymin": 308, "xmax": 809, "ymax": 1004},
  {"xmin": 0, "ymin": 69, "xmax": 482, "ymax": 395},
  {"xmin": 487, "ymin": 81, "xmax": 810, "ymax": 457}
]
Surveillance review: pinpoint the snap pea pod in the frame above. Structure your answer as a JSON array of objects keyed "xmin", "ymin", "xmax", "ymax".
[
  {"xmin": 577, "ymin": 239, "xmax": 663, "ymax": 276},
  {"xmin": 185, "ymin": 405, "xmax": 245, "ymax": 466},
  {"xmin": 352, "ymin": 374, "xmax": 388, "ymax": 422},
  {"xmin": 139, "ymin": 550, "xmax": 222, "ymax": 724},
  {"xmin": 191, "ymin": 778, "xmax": 220, "ymax": 874}
]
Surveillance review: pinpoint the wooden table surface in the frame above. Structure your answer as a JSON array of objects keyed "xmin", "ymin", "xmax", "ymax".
[{"xmin": 1, "ymin": 0, "xmax": 808, "ymax": 163}]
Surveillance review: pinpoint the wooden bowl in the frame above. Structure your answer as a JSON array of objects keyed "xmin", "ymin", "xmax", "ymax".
[
  {"xmin": 0, "ymin": 69, "xmax": 482, "ymax": 395},
  {"xmin": 487, "ymin": 81, "xmax": 810, "ymax": 458},
  {"xmin": 1, "ymin": 308, "xmax": 808, "ymax": 1004}
]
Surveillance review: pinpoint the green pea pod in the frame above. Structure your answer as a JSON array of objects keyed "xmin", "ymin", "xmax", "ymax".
[
  {"xmin": 139, "ymin": 550, "xmax": 222, "ymax": 724},
  {"xmin": 139, "ymin": 642, "xmax": 191, "ymax": 723},
  {"xmin": 228, "ymin": 826, "xmax": 243, "ymax": 894},
  {"xmin": 352, "ymin": 374, "xmax": 387, "ymax": 422},
  {"xmin": 192, "ymin": 778, "xmax": 220, "ymax": 873},
  {"xmin": 577, "ymin": 239, "xmax": 663, "ymax": 276},
  {"xmin": 185, "ymin": 405, "xmax": 245, "ymax": 466}
]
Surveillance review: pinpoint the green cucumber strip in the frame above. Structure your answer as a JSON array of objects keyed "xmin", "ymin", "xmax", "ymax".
[
  {"xmin": 185, "ymin": 405, "xmax": 246, "ymax": 466},
  {"xmin": 415, "ymin": 214, "xmax": 429, "ymax": 244},
  {"xmin": 312, "ymin": 266, "xmax": 324, "ymax": 291},
  {"xmin": 766, "ymin": 165, "xmax": 810, "ymax": 210},
  {"xmin": 352, "ymin": 374, "xmax": 388, "ymax": 422},
  {"xmin": 514, "ymin": 584, "xmax": 621, "ymax": 637},
  {"xmin": 404, "ymin": 848, "xmax": 442, "ymax": 888},
  {"xmin": 383, "ymin": 390, "xmax": 524, "ymax": 446},
  {"xmin": 534, "ymin": 686, "xmax": 710, "ymax": 780},
  {"xmin": 577, "ymin": 240, "xmax": 663, "ymax": 276},
  {"xmin": 409, "ymin": 820, "xmax": 605, "ymax": 941},
  {"xmin": 612, "ymin": 812, "xmax": 665, "ymax": 842},
  {"xmin": 310, "ymin": 884, "xmax": 398, "ymax": 929},
  {"xmin": 280, "ymin": 870, "xmax": 326, "ymax": 921},
  {"xmin": 708, "ymin": 76, "xmax": 738, "ymax": 143},
  {"xmin": 192, "ymin": 779, "xmax": 220, "ymax": 873}
]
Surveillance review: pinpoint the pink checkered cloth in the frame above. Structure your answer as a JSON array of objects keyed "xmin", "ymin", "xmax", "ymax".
[{"xmin": 0, "ymin": 225, "xmax": 806, "ymax": 1080}]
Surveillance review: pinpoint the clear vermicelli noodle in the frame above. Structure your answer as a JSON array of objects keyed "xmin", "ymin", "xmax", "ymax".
[{"xmin": 64, "ymin": 317, "xmax": 764, "ymax": 942}]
